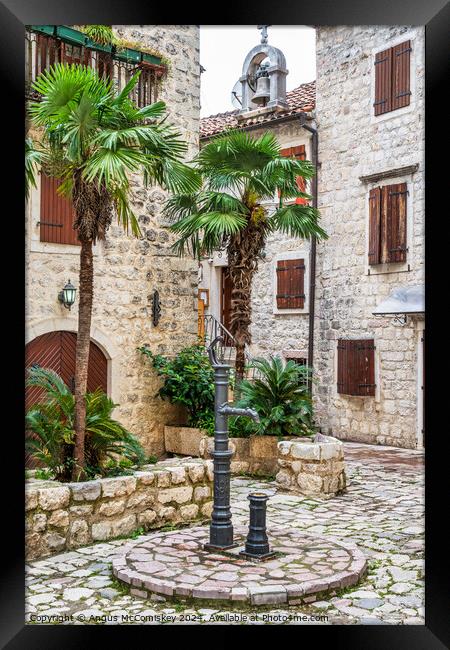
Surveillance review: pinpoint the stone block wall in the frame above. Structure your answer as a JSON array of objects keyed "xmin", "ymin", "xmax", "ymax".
[
  {"xmin": 275, "ymin": 435, "xmax": 346, "ymax": 497},
  {"xmin": 199, "ymin": 434, "xmax": 280, "ymax": 476},
  {"xmin": 25, "ymin": 458, "xmax": 213, "ymax": 561},
  {"xmin": 314, "ymin": 26, "xmax": 425, "ymax": 448},
  {"xmin": 25, "ymin": 26, "xmax": 201, "ymax": 456}
]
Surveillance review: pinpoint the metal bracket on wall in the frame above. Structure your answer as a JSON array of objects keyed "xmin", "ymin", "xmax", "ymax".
[{"xmin": 151, "ymin": 290, "xmax": 161, "ymax": 327}]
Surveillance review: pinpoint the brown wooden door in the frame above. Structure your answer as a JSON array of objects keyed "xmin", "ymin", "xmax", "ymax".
[
  {"xmin": 25, "ymin": 331, "xmax": 108, "ymax": 467},
  {"xmin": 221, "ymin": 267, "xmax": 233, "ymax": 344}
]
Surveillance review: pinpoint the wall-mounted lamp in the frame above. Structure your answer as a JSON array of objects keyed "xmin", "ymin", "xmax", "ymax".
[{"xmin": 58, "ymin": 280, "xmax": 77, "ymax": 310}]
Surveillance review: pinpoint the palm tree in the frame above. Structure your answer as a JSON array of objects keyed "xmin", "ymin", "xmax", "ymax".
[
  {"xmin": 26, "ymin": 63, "xmax": 200, "ymax": 479},
  {"xmin": 165, "ymin": 130, "xmax": 328, "ymax": 380}
]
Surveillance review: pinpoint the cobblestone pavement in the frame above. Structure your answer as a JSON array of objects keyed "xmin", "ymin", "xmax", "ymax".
[{"xmin": 25, "ymin": 443, "xmax": 424, "ymax": 625}]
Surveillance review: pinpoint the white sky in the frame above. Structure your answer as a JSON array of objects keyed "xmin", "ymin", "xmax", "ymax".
[{"xmin": 199, "ymin": 26, "xmax": 316, "ymax": 117}]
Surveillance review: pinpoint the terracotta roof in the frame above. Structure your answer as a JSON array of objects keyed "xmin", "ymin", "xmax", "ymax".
[{"xmin": 200, "ymin": 80, "xmax": 316, "ymax": 139}]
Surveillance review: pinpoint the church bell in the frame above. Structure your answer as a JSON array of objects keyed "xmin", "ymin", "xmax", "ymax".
[{"xmin": 252, "ymin": 74, "xmax": 270, "ymax": 105}]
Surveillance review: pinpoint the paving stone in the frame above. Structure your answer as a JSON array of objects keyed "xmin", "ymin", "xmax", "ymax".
[
  {"xmin": 25, "ymin": 443, "xmax": 424, "ymax": 626},
  {"xmin": 62, "ymin": 587, "xmax": 94, "ymax": 602}
]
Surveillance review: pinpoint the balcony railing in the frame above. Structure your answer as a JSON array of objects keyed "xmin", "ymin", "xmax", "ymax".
[{"xmin": 25, "ymin": 27, "xmax": 166, "ymax": 107}]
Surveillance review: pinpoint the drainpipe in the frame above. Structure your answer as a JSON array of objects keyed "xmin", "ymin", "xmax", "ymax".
[{"xmin": 299, "ymin": 113, "xmax": 318, "ymax": 381}]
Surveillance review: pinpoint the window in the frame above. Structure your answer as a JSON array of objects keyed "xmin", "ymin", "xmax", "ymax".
[
  {"xmin": 368, "ymin": 183, "xmax": 408, "ymax": 265},
  {"xmin": 39, "ymin": 173, "xmax": 80, "ymax": 245},
  {"xmin": 374, "ymin": 40, "xmax": 412, "ymax": 116},
  {"xmin": 285, "ymin": 356, "xmax": 308, "ymax": 386},
  {"xmin": 286, "ymin": 356, "xmax": 307, "ymax": 366},
  {"xmin": 280, "ymin": 145, "xmax": 308, "ymax": 205},
  {"xmin": 337, "ymin": 339, "xmax": 376, "ymax": 397},
  {"xmin": 276, "ymin": 258, "xmax": 305, "ymax": 309}
]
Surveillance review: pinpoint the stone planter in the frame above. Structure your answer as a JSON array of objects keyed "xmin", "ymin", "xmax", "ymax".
[
  {"xmin": 276, "ymin": 434, "xmax": 347, "ymax": 498},
  {"xmin": 25, "ymin": 458, "xmax": 213, "ymax": 561},
  {"xmin": 199, "ymin": 435, "xmax": 282, "ymax": 476},
  {"xmin": 164, "ymin": 425, "xmax": 206, "ymax": 457}
]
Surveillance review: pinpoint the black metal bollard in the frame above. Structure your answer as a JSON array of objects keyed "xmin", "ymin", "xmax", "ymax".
[{"xmin": 240, "ymin": 492, "xmax": 276, "ymax": 561}]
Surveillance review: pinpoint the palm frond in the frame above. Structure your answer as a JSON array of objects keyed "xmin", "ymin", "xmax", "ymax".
[
  {"xmin": 270, "ymin": 204, "xmax": 328, "ymax": 240},
  {"xmin": 25, "ymin": 138, "xmax": 45, "ymax": 199},
  {"xmin": 111, "ymin": 185, "xmax": 141, "ymax": 237}
]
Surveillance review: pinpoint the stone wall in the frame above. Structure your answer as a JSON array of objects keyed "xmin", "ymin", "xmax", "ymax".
[
  {"xmin": 25, "ymin": 458, "xmax": 213, "ymax": 561},
  {"xmin": 25, "ymin": 26, "xmax": 201, "ymax": 456},
  {"xmin": 314, "ymin": 26, "xmax": 425, "ymax": 448},
  {"xmin": 276, "ymin": 434, "xmax": 346, "ymax": 497},
  {"xmin": 199, "ymin": 434, "xmax": 280, "ymax": 476}
]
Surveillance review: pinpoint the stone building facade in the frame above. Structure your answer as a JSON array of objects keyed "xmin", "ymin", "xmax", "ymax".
[
  {"xmin": 199, "ymin": 82, "xmax": 317, "ymax": 366},
  {"xmin": 25, "ymin": 26, "xmax": 201, "ymax": 456},
  {"xmin": 199, "ymin": 26, "xmax": 425, "ymax": 449},
  {"xmin": 313, "ymin": 26, "xmax": 425, "ymax": 449}
]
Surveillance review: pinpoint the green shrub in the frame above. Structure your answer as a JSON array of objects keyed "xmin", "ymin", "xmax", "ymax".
[
  {"xmin": 236, "ymin": 356, "xmax": 316, "ymax": 438},
  {"xmin": 139, "ymin": 343, "xmax": 215, "ymax": 428},
  {"xmin": 25, "ymin": 367, "xmax": 146, "ymax": 481}
]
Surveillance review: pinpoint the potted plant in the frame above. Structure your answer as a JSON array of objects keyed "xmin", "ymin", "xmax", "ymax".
[
  {"xmin": 139, "ymin": 343, "xmax": 215, "ymax": 457},
  {"xmin": 235, "ymin": 356, "xmax": 315, "ymax": 474},
  {"xmin": 25, "ymin": 367, "xmax": 146, "ymax": 482}
]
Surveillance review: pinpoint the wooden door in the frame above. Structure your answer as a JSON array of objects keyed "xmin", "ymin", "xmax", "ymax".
[
  {"xmin": 25, "ymin": 331, "xmax": 108, "ymax": 467},
  {"xmin": 221, "ymin": 267, "xmax": 234, "ymax": 346}
]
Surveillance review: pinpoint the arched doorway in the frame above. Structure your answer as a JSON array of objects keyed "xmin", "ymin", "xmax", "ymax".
[{"xmin": 25, "ymin": 331, "xmax": 108, "ymax": 467}]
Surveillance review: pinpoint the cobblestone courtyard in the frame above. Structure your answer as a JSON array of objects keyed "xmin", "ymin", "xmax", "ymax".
[{"xmin": 25, "ymin": 443, "xmax": 424, "ymax": 625}]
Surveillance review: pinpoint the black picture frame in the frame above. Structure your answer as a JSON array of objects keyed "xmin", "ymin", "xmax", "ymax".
[{"xmin": 1, "ymin": 0, "xmax": 448, "ymax": 646}]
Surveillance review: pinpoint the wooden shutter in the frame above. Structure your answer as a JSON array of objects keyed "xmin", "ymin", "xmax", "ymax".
[
  {"xmin": 279, "ymin": 145, "xmax": 308, "ymax": 205},
  {"xmin": 40, "ymin": 173, "xmax": 80, "ymax": 245},
  {"xmin": 381, "ymin": 183, "xmax": 408, "ymax": 263},
  {"xmin": 293, "ymin": 145, "xmax": 308, "ymax": 205},
  {"xmin": 374, "ymin": 47, "xmax": 393, "ymax": 116},
  {"xmin": 337, "ymin": 339, "xmax": 376, "ymax": 396},
  {"xmin": 276, "ymin": 259, "xmax": 305, "ymax": 309},
  {"xmin": 368, "ymin": 187, "xmax": 381, "ymax": 265},
  {"xmin": 392, "ymin": 40, "xmax": 412, "ymax": 110}
]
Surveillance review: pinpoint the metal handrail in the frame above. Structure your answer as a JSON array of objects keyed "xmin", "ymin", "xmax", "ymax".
[{"xmin": 199, "ymin": 314, "xmax": 257, "ymax": 379}]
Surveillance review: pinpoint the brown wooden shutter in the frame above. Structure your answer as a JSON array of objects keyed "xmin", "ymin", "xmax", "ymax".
[
  {"xmin": 293, "ymin": 145, "xmax": 308, "ymax": 205},
  {"xmin": 368, "ymin": 187, "xmax": 381, "ymax": 265},
  {"xmin": 337, "ymin": 339, "xmax": 351, "ymax": 395},
  {"xmin": 381, "ymin": 183, "xmax": 407, "ymax": 263},
  {"xmin": 279, "ymin": 146, "xmax": 308, "ymax": 204},
  {"xmin": 392, "ymin": 40, "xmax": 412, "ymax": 110},
  {"xmin": 337, "ymin": 339, "xmax": 376, "ymax": 396},
  {"xmin": 276, "ymin": 259, "xmax": 305, "ymax": 309},
  {"xmin": 40, "ymin": 174, "xmax": 80, "ymax": 245},
  {"xmin": 374, "ymin": 47, "xmax": 393, "ymax": 115}
]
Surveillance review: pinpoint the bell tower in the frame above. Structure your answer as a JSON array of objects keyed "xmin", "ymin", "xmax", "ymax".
[{"xmin": 238, "ymin": 26, "xmax": 289, "ymax": 116}]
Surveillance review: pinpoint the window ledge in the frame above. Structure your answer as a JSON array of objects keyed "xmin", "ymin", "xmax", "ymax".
[
  {"xmin": 273, "ymin": 308, "xmax": 309, "ymax": 316},
  {"xmin": 359, "ymin": 164, "xmax": 419, "ymax": 184},
  {"xmin": 366, "ymin": 263, "xmax": 411, "ymax": 276}
]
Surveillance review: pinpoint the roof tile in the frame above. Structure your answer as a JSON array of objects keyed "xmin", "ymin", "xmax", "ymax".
[{"xmin": 200, "ymin": 81, "xmax": 316, "ymax": 138}]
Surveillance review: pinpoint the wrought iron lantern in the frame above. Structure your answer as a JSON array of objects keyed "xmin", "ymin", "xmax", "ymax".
[{"xmin": 58, "ymin": 280, "xmax": 76, "ymax": 310}]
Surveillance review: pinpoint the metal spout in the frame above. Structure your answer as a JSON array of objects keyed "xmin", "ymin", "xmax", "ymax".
[{"xmin": 218, "ymin": 403, "xmax": 260, "ymax": 423}]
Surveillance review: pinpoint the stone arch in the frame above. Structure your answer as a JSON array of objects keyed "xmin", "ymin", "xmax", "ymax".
[
  {"xmin": 239, "ymin": 43, "xmax": 288, "ymax": 113},
  {"xmin": 25, "ymin": 318, "xmax": 120, "ymax": 402}
]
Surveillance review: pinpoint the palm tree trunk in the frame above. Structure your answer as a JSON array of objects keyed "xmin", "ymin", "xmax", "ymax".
[
  {"xmin": 228, "ymin": 220, "xmax": 267, "ymax": 383},
  {"xmin": 72, "ymin": 238, "xmax": 93, "ymax": 480}
]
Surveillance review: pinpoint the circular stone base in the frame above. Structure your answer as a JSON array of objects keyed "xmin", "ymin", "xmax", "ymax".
[{"xmin": 112, "ymin": 526, "xmax": 367, "ymax": 606}]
